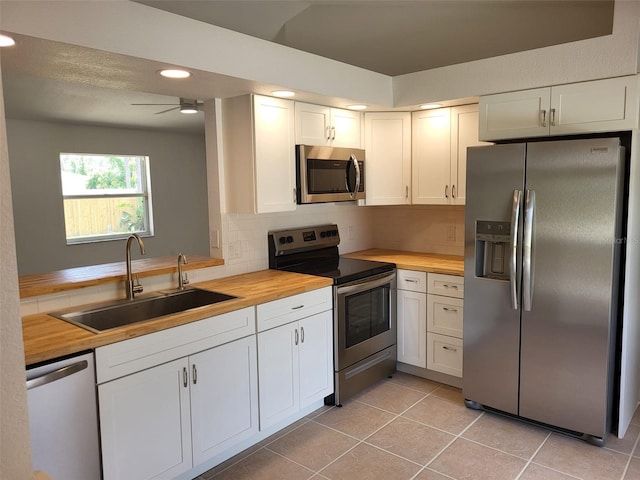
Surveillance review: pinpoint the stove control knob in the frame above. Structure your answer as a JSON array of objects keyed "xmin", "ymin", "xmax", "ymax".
[
  {"xmin": 286, "ymin": 236, "xmax": 294, "ymax": 244},
  {"xmin": 332, "ymin": 229, "xmax": 339, "ymax": 236},
  {"xmin": 278, "ymin": 236, "xmax": 286, "ymax": 245}
]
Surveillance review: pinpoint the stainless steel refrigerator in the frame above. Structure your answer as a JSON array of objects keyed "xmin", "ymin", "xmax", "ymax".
[{"xmin": 463, "ymin": 137, "xmax": 625, "ymax": 445}]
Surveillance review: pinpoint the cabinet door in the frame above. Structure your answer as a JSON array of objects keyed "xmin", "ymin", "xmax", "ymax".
[
  {"xmin": 298, "ymin": 310, "xmax": 334, "ymax": 409},
  {"xmin": 450, "ymin": 105, "xmax": 491, "ymax": 205},
  {"xmin": 364, "ymin": 112, "xmax": 412, "ymax": 205},
  {"xmin": 295, "ymin": 102, "xmax": 331, "ymax": 146},
  {"xmin": 412, "ymin": 108, "xmax": 451, "ymax": 205},
  {"xmin": 258, "ymin": 323, "xmax": 299, "ymax": 430},
  {"xmin": 99, "ymin": 358, "xmax": 192, "ymax": 480},
  {"xmin": 331, "ymin": 108, "xmax": 362, "ymax": 148},
  {"xmin": 397, "ymin": 289, "xmax": 427, "ymax": 368},
  {"xmin": 253, "ymin": 95, "xmax": 296, "ymax": 213},
  {"xmin": 478, "ymin": 88, "xmax": 551, "ymax": 141},
  {"xmin": 190, "ymin": 336, "xmax": 258, "ymax": 465},
  {"xmin": 551, "ymin": 76, "xmax": 639, "ymax": 135}
]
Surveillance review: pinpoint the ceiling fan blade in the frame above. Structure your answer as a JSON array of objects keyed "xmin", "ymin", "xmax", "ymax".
[{"xmin": 155, "ymin": 106, "xmax": 180, "ymax": 114}]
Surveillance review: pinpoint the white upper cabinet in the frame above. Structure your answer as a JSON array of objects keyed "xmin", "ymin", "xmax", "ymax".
[
  {"xmin": 295, "ymin": 102, "xmax": 362, "ymax": 148},
  {"xmin": 412, "ymin": 105, "xmax": 487, "ymax": 206},
  {"xmin": 479, "ymin": 76, "xmax": 639, "ymax": 141},
  {"xmin": 223, "ymin": 94, "xmax": 296, "ymax": 214},
  {"xmin": 363, "ymin": 112, "xmax": 412, "ymax": 205}
]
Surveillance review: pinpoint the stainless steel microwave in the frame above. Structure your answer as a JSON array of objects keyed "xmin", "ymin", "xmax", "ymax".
[{"xmin": 296, "ymin": 145, "xmax": 365, "ymax": 204}]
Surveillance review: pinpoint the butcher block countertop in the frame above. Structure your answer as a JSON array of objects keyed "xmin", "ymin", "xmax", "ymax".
[
  {"xmin": 344, "ymin": 249, "xmax": 464, "ymax": 276},
  {"xmin": 22, "ymin": 270, "xmax": 332, "ymax": 366},
  {"xmin": 19, "ymin": 255, "xmax": 225, "ymax": 299}
]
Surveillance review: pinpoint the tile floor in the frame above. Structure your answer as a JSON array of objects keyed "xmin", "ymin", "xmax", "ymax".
[{"xmin": 196, "ymin": 372, "xmax": 640, "ymax": 480}]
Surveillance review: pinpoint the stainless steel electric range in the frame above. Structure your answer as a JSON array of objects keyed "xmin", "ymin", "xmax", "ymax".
[{"xmin": 268, "ymin": 224, "xmax": 397, "ymax": 406}]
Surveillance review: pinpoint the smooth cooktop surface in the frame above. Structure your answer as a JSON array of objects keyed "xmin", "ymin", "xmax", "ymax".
[{"xmin": 279, "ymin": 257, "xmax": 395, "ymax": 285}]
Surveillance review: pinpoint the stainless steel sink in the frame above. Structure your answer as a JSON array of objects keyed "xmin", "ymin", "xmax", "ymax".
[{"xmin": 50, "ymin": 287, "xmax": 238, "ymax": 333}]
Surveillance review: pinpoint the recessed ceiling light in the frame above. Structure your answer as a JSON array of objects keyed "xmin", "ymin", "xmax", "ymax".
[
  {"xmin": 420, "ymin": 103, "xmax": 442, "ymax": 110},
  {"xmin": 0, "ymin": 34, "xmax": 16, "ymax": 47},
  {"xmin": 159, "ymin": 69, "xmax": 191, "ymax": 79},
  {"xmin": 272, "ymin": 90, "xmax": 295, "ymax": 98},
  {"xmin": 347, "ymin": 104, "xmax": 368, "ymax": 111}
]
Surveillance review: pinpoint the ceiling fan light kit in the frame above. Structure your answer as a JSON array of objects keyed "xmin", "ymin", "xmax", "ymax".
[{"xmin": 131, "ymin": 97, "xmax": 203, "ymax": 115}]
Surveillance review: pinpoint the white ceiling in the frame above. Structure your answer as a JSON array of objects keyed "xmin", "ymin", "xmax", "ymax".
[{"xmin": 1, "ymin": 0, "xmax": 615, "ymax": 134}]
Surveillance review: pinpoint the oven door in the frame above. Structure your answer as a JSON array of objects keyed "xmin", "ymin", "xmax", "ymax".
[{"xmin": 334, "ymin": 271, "xmax": 396, "ymax": 371}]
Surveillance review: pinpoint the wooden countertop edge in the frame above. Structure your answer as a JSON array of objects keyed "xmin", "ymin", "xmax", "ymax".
[
  {"xmin": 343, "ymin": 249, "xmax": 464, "ymax": 276},
  {"xmin": 23, "ymin": 270, "xmax": 333, "ymax": 366},
  {"xmin": 19, "ymin": 256, "xmax": 224, "ymax": 299}
]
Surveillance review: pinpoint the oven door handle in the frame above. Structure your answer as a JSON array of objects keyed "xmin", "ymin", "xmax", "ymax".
[{"xmin": 336, "ymin": 271, "xmax": 396, "ymax": 296}]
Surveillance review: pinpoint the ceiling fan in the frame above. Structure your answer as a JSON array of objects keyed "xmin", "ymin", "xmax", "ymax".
[{"xmin": 131, "ymin": 97, "xmax": 203, "ymax": 115}]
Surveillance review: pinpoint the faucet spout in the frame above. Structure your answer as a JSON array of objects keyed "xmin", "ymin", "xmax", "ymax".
[
  {"xmin": 125, "ymin": 233, "xmax": 146, "ymax": 300},
  {"xmin": 177, "ymin": 253, "xmax": 189, "ymax": 290}
]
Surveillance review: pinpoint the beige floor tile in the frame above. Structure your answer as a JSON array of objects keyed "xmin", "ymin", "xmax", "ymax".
[
  {"xmin": 258, "ymin": 418, "xmax": 310, "ymax": 447},
  {"xmin": 431, "ymin": 385, "xmax": 464, "ymax": 404},
  {"xmin": 462, "ymin": 412, "xmax": 549, "ymax": 459},
  {"xmin": 387, "ymin": 372, "xmax": 441, "ymax": 394},
  {"xmin": 520, "ymin": 463, "xmax": 583, "ymax": 480},
  {"xmin": 211, "ymin": 448, "xmax": 313, "ymax": 480},
  {"xmin": 266, "ymin": 421, "xmax": 358, "ymax": 471},
  {"xmin": 534, "ymin": 433, "xmax": 629, "ymax": 480},
  {"xmin": 403, "ymin": 395, "xmax": 481, "ymax": 434},
  {"xmin": 199, "ymin": 444, "xmax": 263, "ymax": 479},
  {"xmin": 607, "ymin": 424, "xmax": 640, "ymax": 455},
  {"xmin": 305, "ymin": 405, "xmax": 334, "ymax": 420},
  {"xmin": 624, "ymin": 457, "xmax": 640, "ymax": 479},
  {"xmin": 413, "ymin": 467, "xmax": 456, "ymax": 480},
  {"xmin": 631, "ymin": 406, "xmax": 640, "ymax": 426},
  {"xmin": 428, "ymin": 438, "xmax": 527, "ymax": 480},
  {"xmin": 353, "ymin": 380, "xmax": 427, "ymax": 414},
  {"xmin": 366, "ymin": 416, "xmax": 455, "ymax": 465},
  {"xmin": 319, "ymin": 443, "xmax": 422, "ymax": 480},
  {"xmin": 314, "ymin": 400, "xmax": 396, "ymax": 439}
]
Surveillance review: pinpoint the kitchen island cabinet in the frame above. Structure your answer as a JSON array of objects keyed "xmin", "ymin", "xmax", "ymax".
[
  {"xmin": 97, "ymin": 307, "xmax": 258, "ymax": 480},
  {"xmin": 257, "ymin": 287, "xmax": 333, "ymax": 430}
]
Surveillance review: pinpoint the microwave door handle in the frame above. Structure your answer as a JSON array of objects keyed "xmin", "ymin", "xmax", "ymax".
[{"xmin": 345, "ymin": 154, "xmax": 361, "ymax": 199}]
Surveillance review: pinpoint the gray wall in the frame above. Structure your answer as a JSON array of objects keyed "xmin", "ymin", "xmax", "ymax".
[{"xmin": 7, "ymin": 119, "xmax": 209, "ymax": 275}]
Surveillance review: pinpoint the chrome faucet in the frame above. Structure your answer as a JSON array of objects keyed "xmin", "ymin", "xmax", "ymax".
[
  {"xmin": 125, "ymin": 233, "xmax": 145, "ymax": 300},
  {"xmin": 177, "ymin": 253, "xmax": 189, "ymax": 290}
]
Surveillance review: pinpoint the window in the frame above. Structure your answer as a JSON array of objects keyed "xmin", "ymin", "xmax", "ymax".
[{"xmin": 60, "ymin": 153, "xmax": 153, "ymax": 244}]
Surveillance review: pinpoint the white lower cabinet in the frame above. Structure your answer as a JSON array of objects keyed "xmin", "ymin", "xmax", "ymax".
[
  {"xmin": 396, "ymin": 269, "xmax": 427, "ymax": 368},
  {"xmin": 99, "ymin": 335, "xmax": 258, "ymax": 480},
  {"xmin": 426, "ymin": 273, "xmax": 464, "ymax": 377},
  {"xmin": 257, "ymin": 309, "xmax": 333, "ymax": 430}
]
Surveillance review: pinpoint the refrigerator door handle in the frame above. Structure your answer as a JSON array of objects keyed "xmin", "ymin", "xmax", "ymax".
[
  {"xmin": 523, "ymin": 189, "xmax": 535, "ymax": 311},
  {"xmin": 510, "ymin": 190, "xmax": 523, "ymax": 310}
]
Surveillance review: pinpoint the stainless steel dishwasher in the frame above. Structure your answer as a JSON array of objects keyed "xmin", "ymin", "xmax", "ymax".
[{"xmin": 27, "ymin": 351, "xmax": 102, "ymax": 479}]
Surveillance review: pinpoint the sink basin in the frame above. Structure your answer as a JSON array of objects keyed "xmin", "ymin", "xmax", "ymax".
[{"xmin": 50, "ymin": 287, "xmax": 238, "ymax": 333}]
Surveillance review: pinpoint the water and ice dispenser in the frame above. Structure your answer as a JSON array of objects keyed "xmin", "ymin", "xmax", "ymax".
[{"xmin": 474, "ymin": 221, "xmax": 511, "ymax": 281}]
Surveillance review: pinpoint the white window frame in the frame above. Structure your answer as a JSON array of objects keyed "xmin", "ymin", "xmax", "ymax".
[{"xmin": 60, "ymin": 153, "xmax": 154, "ymax": 245}]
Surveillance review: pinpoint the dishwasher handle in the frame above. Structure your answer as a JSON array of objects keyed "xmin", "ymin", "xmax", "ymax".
[{"xmin": 26, "ymin": 360, "xmax": 88, "ymax": 390}]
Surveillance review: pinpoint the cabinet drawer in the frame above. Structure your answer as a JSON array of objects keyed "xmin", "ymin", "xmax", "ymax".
[
  {"xmin": 427, "ymin": 273, "xmax": 464, "ymax": 298},
  {"xmin": 397, "ymin": 269, "xmax": 427, "ymax": 293},
  {"xmin": 427, "ymin": 333, "xmax": 463, "ymax": 378},
  {"xmin": 96, "ymin": 307, "xmax": 255, "ymax": 384},
  {"xmin": 427, "ymin": 294, "xmax": 463, "ymax": 338},
  {"xmin": 257, "ymin": 287, "xmax": 332, "ymax": 332}
]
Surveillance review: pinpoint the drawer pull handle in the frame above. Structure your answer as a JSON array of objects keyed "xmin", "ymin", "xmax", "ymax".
[
  {"xmin": 442, "ymin": 307, "xmax": 458, "ymax": 313},
  {"xmin": 442, "ymin": 346, "xmax": 458, "ymax": 352},
  {"xmin": 292, "ymin": 305, "xmax": 304, "ymax": 310},
  {"xmin": 404, "ymin": 279, "xmax": 418, "ymax": 283},
  {"xmin": 443, "ymin": 284, "xmax": 459, "ymax": 290}
]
